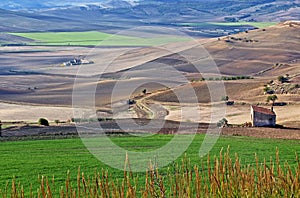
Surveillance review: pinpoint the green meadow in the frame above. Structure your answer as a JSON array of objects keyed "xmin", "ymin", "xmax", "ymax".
[
  {"xmin": 208, "ymin": 22, "xmax": 278, "ymax": 29},
  {"xmin": 9, "ymin": 31, "xmax": 190, "ymax": 46},
  {"xmin": 0, "ymin": 134, "xmax": 299, "ymax": 196},
  {"xmin": 8, "ymin": 22, "xmax": 277, "ymax": 47}
]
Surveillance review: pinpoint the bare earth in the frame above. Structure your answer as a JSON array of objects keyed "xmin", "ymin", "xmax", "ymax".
[
  {"xmin": 2, "ymin": 121, "xmax": 300, "ymax": 140},
  {"xmin": 0, "ymin": 22, "xmax": 300, "ymax": 139},
  {"xmin": 165, "ymin": 103, "xmax": 300, "ymax": 128},
  {"xmin": 0, "ymin": 102, "xmax": 74, "ymax": 122}
]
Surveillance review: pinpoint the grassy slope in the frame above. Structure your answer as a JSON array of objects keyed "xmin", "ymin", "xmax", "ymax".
[
  {"xmin": 178, "ymin": 22, "xmax": 277, "ymax": 29},
  {"xmin": 9, "ymin": 31, "xmax": 189, "ymax": 46},
  {"xmin": 0, "ymin": 135, "xmax": 299, "ymax": 193},
  {"xmin": 208, "ymin": 22, "xmax": 278, "ymax": 29}
]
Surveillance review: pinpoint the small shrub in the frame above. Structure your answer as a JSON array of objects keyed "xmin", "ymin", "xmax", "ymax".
[
  {"xmin": 128, "ymin": 99, "xmax": 136, "ymax": 105},
  {"xmin": 217, "ymin": 118, "xmax": 228, "ymax": 127},
  {"xmin": 226, "ymin": 101, "xmax": 235, "ymax": 106},
  {"xmin": 221, "ymin": 96, "xmax": 229, "ymax": 101},
  {"xmin": 38, "ymin": 118, "xmax": 49, "ymax": 126},
  {"xmin": 263, "ymin": 86, "xmax": 274, "ymax": 94},
  {"xmin": 278, "ymin": 75, "xmax": 288, "ymax": 83},
  {"xmin": 243, "ymin": 122, "xmax": 252, "ymax": 127},
  {"xmin": 269, "ymin": 80, "xmax": 274, "ymax": 84},
  {"xmin": 54, "ymin": 120, "xmax": 60, "ymax": 125}
]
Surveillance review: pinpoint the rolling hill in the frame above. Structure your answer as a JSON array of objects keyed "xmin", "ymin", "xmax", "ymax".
[
  {"xmin": 0, "ymin": 18, "xmax": 299, "ymax": 127},
  {"xmin": 0, "ymin": 0, "xmax": 299, "ymax": 33},
  {"xmin": 135, "ymin": 21, "xmax": 299, "ymax": 126}
]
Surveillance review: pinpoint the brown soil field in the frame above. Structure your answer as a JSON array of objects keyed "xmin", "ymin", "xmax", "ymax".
[
  {"xmin": 221, "ymin": 127, "xmax": 300, "ymax": 140},
  {"xmin": 149, "ymin": 80, "xmax": 269, "ymax": 103},
  {"xmin": 1, "ymin": 120, "xmax": 299, "ymax": 141},
  {"xmin": 203, "ymin": 22, "xmax": 300, "ymax": 76},
  {"xmin": 0, "ymin": 22, "xmax": 299, "ymax": 135}
]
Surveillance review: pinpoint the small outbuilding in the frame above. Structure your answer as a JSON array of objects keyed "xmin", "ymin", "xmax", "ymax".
[{"xmin": 251, "ymin": 106, "xmax": 276, "ymax": 127}]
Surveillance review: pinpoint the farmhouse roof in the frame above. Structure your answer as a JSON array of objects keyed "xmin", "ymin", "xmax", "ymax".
[{"xmin": 251, "ymin": 106, "xmax": 276, "ymax": 116}]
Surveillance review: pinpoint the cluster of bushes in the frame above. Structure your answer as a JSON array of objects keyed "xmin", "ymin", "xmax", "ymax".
[{"xmin": 263, "ymin": 74, "xmax": 299, "ymax": 95}]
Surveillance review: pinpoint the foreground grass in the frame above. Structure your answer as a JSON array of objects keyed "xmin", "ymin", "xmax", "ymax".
[
  {"xmin": 9, "ymin": 31, "xmax": 189, "ymax": 46},
  {"xmin": 0, "ymin": 134, "xmax": 299, "ymax": 196}
]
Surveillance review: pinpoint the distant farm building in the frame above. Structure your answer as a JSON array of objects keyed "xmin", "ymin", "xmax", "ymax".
[
  {"xmin": 62, "ymin": 58, "xmax": 94, "ymax": 67},
  {"xmin": 251, "ymin": 106, "xmax": 276, "ymax": 127}
]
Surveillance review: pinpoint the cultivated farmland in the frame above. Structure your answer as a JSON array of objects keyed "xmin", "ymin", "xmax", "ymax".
[
  {"xmin": 9, "ymin": 31, "xmax": 190, "ymax": 46},
  {"xmin": 0, "ymin": 135, "xmax": 300, "ymax": 197}
]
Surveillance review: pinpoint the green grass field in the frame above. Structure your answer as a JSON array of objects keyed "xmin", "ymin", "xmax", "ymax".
[
  {"xmin": 0, "ymin": 134, "xmax": 299, "ymax": 196},
  {"xmin": 8, "ymin": 22, "xmax": 277, "ymax": 47},
  {"xmin": 208, "ymin": 22, "xmax": 278, "ymax": 29},
  {"xmin": 9, "ymin": 31, "xmax": 189, "ymax": 46}
]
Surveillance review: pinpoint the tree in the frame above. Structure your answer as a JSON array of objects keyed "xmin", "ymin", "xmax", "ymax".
[
  {"xmin": 278, "ymin": 76, "xmax": 286, "ymax": 83},
  {"xmin": 267, "ymin": 95, "xmax": 278, "ymax": 105},
  {"xmin": 38, "ymin": 118, "xmax": 49, "ymax": 126},
  {"xmin": 142, "ymin": 89, "xmax": 147, "ymax": 95},
  {"xmin": 217, "ymin": 118, "xmax": 228, "ymax": 127}
]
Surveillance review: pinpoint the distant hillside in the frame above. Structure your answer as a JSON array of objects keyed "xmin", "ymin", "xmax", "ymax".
[
  {"xmin": 204, "ymin": 21, "xmax": 300, "ymax": 76},
  {"xmin": 0, "ymin": 0, "xmax": 299, "ymax": 33},
  {"xmin": 111, "ymin": 21, "xmax": 300, "ymax": 78}
]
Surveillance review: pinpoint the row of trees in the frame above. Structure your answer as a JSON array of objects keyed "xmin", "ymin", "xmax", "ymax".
[
  {"xmin": 221, "ymin": 94, "xmax": 278, "ymax": 105},
  {"xmin": 195, "ymin": 76, "xmax": 252, "ymax": 82}
]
